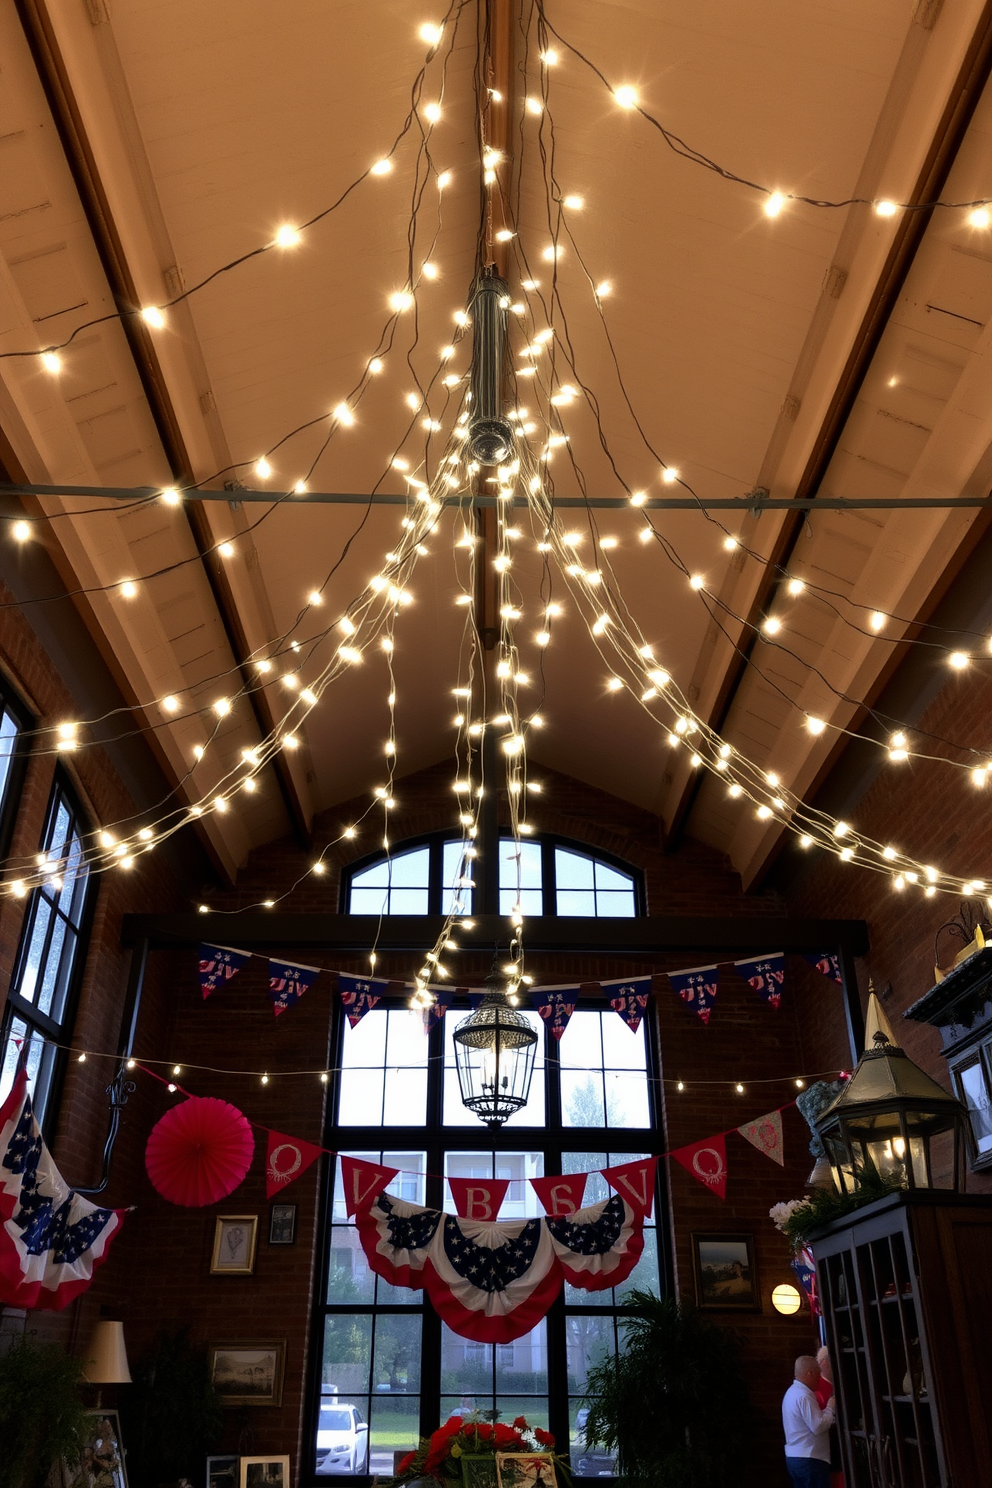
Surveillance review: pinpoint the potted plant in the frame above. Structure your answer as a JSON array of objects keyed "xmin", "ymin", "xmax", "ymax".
[
  {"xmin": 118, "ymin": 1329, "xmax": 222, "ymax": 1487},
  {"xmin": 582, "ymin": 1291, "xmax": 748, "ymax": 1488},
  {"xmin": 0, "ymin": 1330, "xmax": 90, "ymax": 1488},
  {"xmin": 386, "ymin": 1411, "xmax": 568, "ymax": 1487}
]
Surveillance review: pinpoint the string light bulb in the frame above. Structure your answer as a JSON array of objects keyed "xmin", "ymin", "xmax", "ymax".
[
  {"xmin": 274, "ymin": 225, "xmax": 301, "ymax": 248},
  {"xmin": 141, "ymin": 306, "xmax": 165, "ymax": 328},
  {"xmin": 613, "ymin": 85, "xmax": 638, "ymax": 108}
]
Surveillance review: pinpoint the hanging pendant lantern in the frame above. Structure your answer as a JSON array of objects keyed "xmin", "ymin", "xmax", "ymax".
[{"xmin": 452, "ymin": 981, "xmax": 538, "ymax": 1129}]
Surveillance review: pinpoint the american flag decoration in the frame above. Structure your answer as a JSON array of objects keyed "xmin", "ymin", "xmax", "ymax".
[
  {"xmin": 603, "ymin": 975, "xmax": 653, "ymax": 1033},
  {"xmin": 338, "ymin": 973, "xmax": 388, "ymax": 1027},
  {"xmin": 532, "ymin": 985, "xmax": 578, "ymax": 1039},
  {"xmin": 735, "ymin": 952, "xmax": 786, "ymax": 1008},
  {"xmin": 801, "ymin": 951, "xmax": 843, "ymax": 986},
  {"xmin": 0, "ymin": 1069, "xmax": 126, "ymax": 1310},
  {"xmin": 268, "ymin": 959, "xmax": 320, "ymax": 1017},
  {"xmin": 199, "ymin": 943, "xmax": 252, "ymax": 1000},
  {"xmin": 668, "ymin": 965, "xmax": 720, "ymax": 1025}
]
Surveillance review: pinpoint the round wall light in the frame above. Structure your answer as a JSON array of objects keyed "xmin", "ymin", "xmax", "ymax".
[{"xmin": 771, "ymin": 1283, "xmax": 802, "ymax": 1315}]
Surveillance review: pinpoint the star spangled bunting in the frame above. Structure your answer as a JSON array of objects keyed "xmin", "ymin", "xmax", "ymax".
[
  {"xmin": 801, "ymin": 951, "xmax": 843, "ymax": 985},
  {"xmin": 668, "ymin": 965, "xmax": 720, "ymax": 1025},
  {"xmin": 735, "ymin": 952, "xmax": 786, "ymax": 1009},
  {"xmin": 737, "ymin": 1108, "xmax": 785, "ymax": 1165},
  {"xmin": 338, "ymin": 973, "xmax": 389, "ymax": 1027},
  {"xmin": 532, "ymin": 985, "xmax": 578, "ymax": 1040},
  {"xmin": 268, "ymin": 960, "xmax": 320, "ymax": 1017},
  {"xmin": 602, "ymin": 976, "xmax": 653, "ymax": 1032},
  {"xmin": 199, "ymin": 944, "xmax": 252, "ymax": 1000}
]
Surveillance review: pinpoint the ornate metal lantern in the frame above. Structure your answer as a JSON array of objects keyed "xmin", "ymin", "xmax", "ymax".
[
  {"xmin": 815, "ymin": 996, "xmax": 971, "ymax": 1195},
  {"xmin": 452, "ymin": 982, "xmax": 538, "ymax": 1129}
]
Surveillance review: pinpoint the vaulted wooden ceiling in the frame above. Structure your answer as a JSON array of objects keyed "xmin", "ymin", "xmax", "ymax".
[{"xmin": 2, "ymin": 0, "xmax": 992, "ymax": 890}]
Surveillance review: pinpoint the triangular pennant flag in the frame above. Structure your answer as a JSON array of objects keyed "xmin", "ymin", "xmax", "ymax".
[
  {"xmin": 424, "ymin": 988, "xmax": 454, "ymax": 1033},
  {"xmin": 266, "ymin": 1129, "xmax": 326, "ymax": 1198},
  {"xmin": 603, "ymin": 976, "xmax": 653, "ymax": 1032},
  {"xmin": 800, "ymin": 951, "xmax": 842, "ymax": 986},
  {"xmin": 532, "ymin": 985, "xmax": 578, "ymax": 1040},
  {"xmin": 737, "ymin": 1108, "xmax": 785, "ymax": 1165},
  {"xmin": 671, "ymin": 1134, "xmax": 728, "ymax": 1200},
  {"xmin": 339, "ymin": 1155, "xmax": 400, "ymax": 1216},
  {"xmin": 269, "ymin": 959, "xmax": 320, "ymax": 1017},
  {"xmin": 338, "ymin": 973, "xmax": 388, "ymax": 1027},
  {"xmin": 734, "ymin": 952, "xmax": 785, "ymax": 1009},
  {"xmin": 199, "ymin": 944, "xmax": 252, "ymax": 1000},
  {"xmin": 530, "ymin": 1173, "xmax": 589, "ymax": 1216},
  {"xmin": 601, "ymin": 1157, "xmax": 658, "ymax": 1217},
  {"xmin": 668, "ymin": 965, "xmax": 720, "ymax": 1024},
  {"xmin": 447, "ymin": 1176, "xmax": 510, "ymax": 1221}
]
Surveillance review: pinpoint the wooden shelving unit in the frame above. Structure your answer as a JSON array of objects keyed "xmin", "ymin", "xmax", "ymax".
[{"xmin": 812, "ymin": 1191, "xmax": 992, "ymax": 1488}]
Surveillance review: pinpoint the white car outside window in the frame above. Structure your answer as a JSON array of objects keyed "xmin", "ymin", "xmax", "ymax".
[{"xmin": 316, "ymin": 1402, "xmax": 369, "ymax": 1474}]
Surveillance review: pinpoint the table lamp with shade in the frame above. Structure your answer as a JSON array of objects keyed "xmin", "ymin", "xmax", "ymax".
[{"xmin": 81, "ymin": 1320, "xmax": 131, "ymax": 1408}]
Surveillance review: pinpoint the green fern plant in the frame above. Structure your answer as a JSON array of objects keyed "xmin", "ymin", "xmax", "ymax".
[
  {"xmin": 582, "ymin": 1292, "xmax": 749, "ymax": 1488},
  {"xmin": 0, "ymin": 1331, "xmax": 89, "ymax": 1488}
]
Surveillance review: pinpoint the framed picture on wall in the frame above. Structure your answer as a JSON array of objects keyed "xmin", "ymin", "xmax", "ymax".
[
  {"xmin": 210, "ymin": 1215, "xmax": 259, "ymax": 1275},
  {"xmin": 691, "ymin": 1233, "xmax": 760, "ymax": 1311},
  {"xmin": 62, "ymin": 1410, "xmax": 128, "ymax": 1488},
  {"xmin": 239, "ymin": 1458, "xmax": 290, "ymax": 1488},
  {"xmin": 268, "ymin": 1202, "xmax": 297, "ymax": 1245},
  {"xmin": 497, "ymin": 1453, "xmax": 559, "ymax": 1488},
  {"xmin": 206, "ymin": 1456, "xmax": 239, "ymax": 1488},
  {"xmin": 208, "ymin": 1342, "xmax": 286, "ymax": 1405}
]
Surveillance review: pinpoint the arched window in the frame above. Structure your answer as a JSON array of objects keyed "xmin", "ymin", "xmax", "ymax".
[{"xmin": 344, "ymin": 835, "xmax": 643, "ymax": 917}]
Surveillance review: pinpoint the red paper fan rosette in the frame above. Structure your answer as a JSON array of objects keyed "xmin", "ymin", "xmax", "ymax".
[{"xmin": 145, "ymin": 1096, "xmax": 254, "ymax": 1207}]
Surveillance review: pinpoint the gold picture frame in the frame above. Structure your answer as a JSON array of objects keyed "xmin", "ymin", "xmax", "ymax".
[
  {"xmin": 208, "ymin": 1342, "xmax": 286, "ymax": 1406},
  {"xmin": 210, "ymin": 1215, "xmax": 259, "ymax": 1275}
]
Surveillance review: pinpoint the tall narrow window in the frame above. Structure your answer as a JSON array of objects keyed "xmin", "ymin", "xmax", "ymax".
[
  {"xmin": 0, "ymin": 777, "xmax": 91, "ymax": 1124},
  {"xmin": 0, "ymin": 687, "xmax": 28, "ymax": 859}
]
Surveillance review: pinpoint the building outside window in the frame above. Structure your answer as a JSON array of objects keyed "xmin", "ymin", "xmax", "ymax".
[{"xmin": 0, "ymin": 775, "xmax": 92, "ymax": 1125}]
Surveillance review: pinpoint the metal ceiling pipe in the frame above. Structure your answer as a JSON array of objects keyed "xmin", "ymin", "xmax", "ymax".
[{"xmin": 466, "ymin": 270, "xmax": 515, "ymax": 465}]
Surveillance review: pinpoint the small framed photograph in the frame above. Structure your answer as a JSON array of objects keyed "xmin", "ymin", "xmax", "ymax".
[
  {"xmin": 211, "ymin": 1216, "xmax": 259, "ymax": 1275},
  {"xmin": 691, "ymin": 1232, "xmax": 760, "ymax": 1311},
  {"xmin": 239, "ymin": 1458, "xmax": 290, "ymax": 1488},
  {"xmin": 461, "ymin": 1458, "xmax": 500, "ymax": 1488},
  {"xmin": 206, "ymin": 1456, "xmax": 239, "ymax": 1488},
  {"xmin": 496, "ymin": 1455, "xmax": 558, "ymax": 1488},
  {"xmin": 268, "ymin": 1202, "xmax": 297, "ymax": 1245},
  {"xmin": 62, "ymin": 1410, "xmax": 128, "ymax": 1488},
  {"xmin": 208, "ymin": 1342, "xmax": 286, "ymax": 1406}
]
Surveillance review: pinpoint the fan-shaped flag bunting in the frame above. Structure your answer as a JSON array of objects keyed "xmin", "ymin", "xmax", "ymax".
[
  {"xmin": 801, "ymin": 951, "xmax": 842, "ymax": 985},
  {"xmin": 737, "ymin": 1108, "xmax": 785, "ymax": 1165},
  {"xmin": 735, "ymin": 953, "xmax": 785, "ymax": 1008},
  {"xmin": 0, "ymin": 1069, "xmax": 126, "ymax": 1310},
  {"xmin": 604, "ymin": 976, "xmax": 652, "ymax": 1032},
  {"xmin": 269, "ymin": 960, "xmax": 320, "ymax": 1016},
  {"xmin": 145, "ymin": 1096, "xmax": 254, "ymax": 1207},
  {"xmin": 199, "ymin": 944, "xmax": 251, "ymax": 1000},
  {"xmin": 265, "ymin": 1129, "xmax": 327, "ymax": 1198},
  {"xmin": 668, "ymin": 966, "xmax": 720, "ymax": 1024},
  {"xmin": 671, "ymin": 1133, "xmax": 728, "ymax": 1199}
]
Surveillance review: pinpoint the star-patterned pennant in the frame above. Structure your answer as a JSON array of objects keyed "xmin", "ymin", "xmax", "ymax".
[
  {"xmin": 800, "ymin": 951, "xmax": 843, "ymax": 985},
  {"xmin": 737, "ymin": 1108, "xmax": 785, "ymax": 1165},
  {"xmin": 734, "ymin": 952, "xmax": 786, "ymax": 1009},
  {"xmin": 269, "ymin": 959, "xmax": 320, "ymax": 1017},
  {"xmin": 602, "ymin": 976, "xmax": 653, "ymax": 1033},
  {"xmin": 668, "ymin": 965, "xmax": 720, "ymax": 1024},
  {"xmin": 199, "ymin": 944, "xmax": 252, "ymax": 1000},
  {"xmin": 338, "ymin": 973, "xmax": 389, "ymax": 1027},
  {"xmin": 532, "ymin": 986, "xmax": 578, "ymax": 1040}
]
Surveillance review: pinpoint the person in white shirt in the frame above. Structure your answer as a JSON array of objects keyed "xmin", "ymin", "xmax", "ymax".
[{"xmin": 782, "ymin": 1354, "xmax": 836, "ymax": 1488}]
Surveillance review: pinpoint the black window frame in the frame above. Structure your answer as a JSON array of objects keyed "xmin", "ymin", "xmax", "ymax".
[
  {"xmin": 0, "ymin": 679, "xmax": 31, "ymax": 862},
  {"xmin": 342, "ymin": 832, "xmax": 646, "ymax": 918},
  {"xmin": 304, "ymin": 991, "xmax": 668, "ymax": 1485},
  {"xmin": 0, "ymin": 770, "xmax": 94, "ymax": 1135}
]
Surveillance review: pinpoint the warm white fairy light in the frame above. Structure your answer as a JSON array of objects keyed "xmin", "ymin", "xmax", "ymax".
[
  {"xmin": 41, "ymin": 351, "xmax": 62, "ymax": 374},
  {"xmin": 948, "ymin": 651, "xmax": 970, "ymax": 670},
  {"xmin": 255, "ymin": 457, "xmax": 272, "ymax": 479},
  {"xmin": 120, "ymin": 581, "xmax": 138, "ymax": 599},
  {"xmin": 869, "ymin": 611, "xmax": 886, "ymax": 631},
  {"xmin": 875, "ymin": 200, "xmax": 899, "ymax": 218},
  {"xmin": 613, "ymin": 85, "xmax": 638, "ymax": 108},
  {"xmin": 764, "ymin": 191, "xmax": 786, "ymax": 218},
  {"xmin": 274, "ymin": 225, "xmax": 301, "ymax": 248},
  {"xmin": 161, "ymin": 486, "xmax": 182, "ymax": 506},
  {"xmin": 141, "ymin": 306, "xmax": 165, "ymax": 328}
]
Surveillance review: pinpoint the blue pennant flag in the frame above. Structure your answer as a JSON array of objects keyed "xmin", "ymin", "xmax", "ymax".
[
  {"xmin": 668, "ymin": 965, "xmax": 720, "ymax": 1025},
  {"xmin": 468, "ymin": 989, "xmax": 489, "ymax": 1010},
  {"xmin": 602, "ymin": 975, "xmax": 653, "ymax": 1033},
  {"xmin": 269, "ymin": 959, "xmax": 320, "ymax": 1017},
  {"xmin": 532, "ymin": 986, "xmax": 578, "ymax": 1040},
  {"xmin": 735, "ymin": 952, "xmax": 786, "ymax": 1009},
  {"xmin": 339, "ymin": 973, "xmax": 389, "ymax": 1027},
  {"xmin": 199, "ymin": 944, "xmax": 252, "ymax": 1000},
  {"xmin": 800, "ymin": 951, "xmax": 843, "ymax": 986},
  {"xmin": 424, "ymin": 988, "xmax": 454, "ymax": 1032}
]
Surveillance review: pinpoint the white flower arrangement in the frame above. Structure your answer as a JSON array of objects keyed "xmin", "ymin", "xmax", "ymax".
[{"xmin": 769, "ymin": 1199, "xmax": 807, "ymax": 1232}]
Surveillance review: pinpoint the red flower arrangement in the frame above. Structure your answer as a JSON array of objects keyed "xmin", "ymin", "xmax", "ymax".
[{"xmin": 388, "ymin": 1414, "xmax": 566, "ymax": 1485}]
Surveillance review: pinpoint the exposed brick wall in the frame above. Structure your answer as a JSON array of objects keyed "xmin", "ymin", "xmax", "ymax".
[{"xmin": 784, "ymin": 663, "xmax": 992, "ymax": 1197}]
